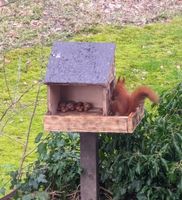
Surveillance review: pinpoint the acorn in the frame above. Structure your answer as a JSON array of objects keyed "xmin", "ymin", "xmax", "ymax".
[
  {"xmin": 75, "ymin": 102, "xmax": 84, "ymax": 112},
  {"xmin": 83, "ymin": 102, "xmax": 92, "ymax": 111}
]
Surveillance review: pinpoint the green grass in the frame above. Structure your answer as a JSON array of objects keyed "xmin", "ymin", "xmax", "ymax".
[
  {"xmin": 74, "ymin": 17, "xmax": 182, "ymax": 92},
  {"xmin": 0, "ymin": 17, "xmax": 182, "ymax": 193},
  {"xmin": 0, "ymin": 47, "xmax": 50, "ymax": 190}
]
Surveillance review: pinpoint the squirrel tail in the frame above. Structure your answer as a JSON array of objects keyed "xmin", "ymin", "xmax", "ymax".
[{"xmin": 129, "ymin": 86, "xmax": 159, "ymax": 113}]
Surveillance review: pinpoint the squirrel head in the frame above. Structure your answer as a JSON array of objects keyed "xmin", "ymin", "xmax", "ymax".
[
  {"xmin": 117, "ymin": 76, "xmax": 125, "ymax": 84},
  {"xmin": 116, "ymin": 76, "xmax": 125, "ymax": 87}
]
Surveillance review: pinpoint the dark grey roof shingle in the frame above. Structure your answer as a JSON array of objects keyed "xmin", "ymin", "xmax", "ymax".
[{"xmin": 44, "ymin": 41, "xmax": 115, "ymax": 85}]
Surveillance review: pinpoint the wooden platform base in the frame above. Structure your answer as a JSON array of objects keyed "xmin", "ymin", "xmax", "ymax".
[{"xmin": 44, "ymin": 104, "xmax": 144, "ymax": 133}]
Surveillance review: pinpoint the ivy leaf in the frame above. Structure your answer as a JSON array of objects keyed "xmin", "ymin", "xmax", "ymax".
[
  {"xmin": 0, "ymin": 187, "xmax": 5, "ymax": 195},
  {"xmin": 22, "ymin": 194, "xmax": 33, "ymax": 200},
  {"xmin": 136, "ymin": 193, "xmax": 147, "ymax": 200},
  {"xmin": 120, "ymin": 188, "xmax": 126, "ymax": 195},
  {"xmin": 177, "ymin": 178, "xmax": 182, "ymax": 192},
  {"xmin": 37, "ymin": 143, "xmax": 47, "ymax": 155},
  {"xmin": 36, "ymin": 191, "xmax": 49, "ymax": 200},
  {"xmin": 37, "ymin": 174, "xmax": 47, "ymax": 183},
  {"xmin": 35, "ymin": 132, "xmax": 43, "ymax": 143},
  {"xmin": 161, "ymin": 158, "xmax": 168, "ymax": 171},
  {"xmin": 136, "ymin": 162, "xmax": 141, "ymax": 175}
]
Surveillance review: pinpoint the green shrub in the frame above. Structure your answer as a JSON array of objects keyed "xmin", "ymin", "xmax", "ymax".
[
  {"xmin": 99, "ymin": 82, "xmax": 182, "ymax": 200},
  {"xmin": 10, "ymin": 82, "xmax": 182, "ymax": 199},
  {"xmin": 10, "ymin": 133, "xmax": 80, "ymax": 199}
]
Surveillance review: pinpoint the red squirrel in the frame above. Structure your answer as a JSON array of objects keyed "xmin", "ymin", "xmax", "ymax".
[{"xmin": 111, "ymin": 77, "xmax": 159, "ymax": 116}]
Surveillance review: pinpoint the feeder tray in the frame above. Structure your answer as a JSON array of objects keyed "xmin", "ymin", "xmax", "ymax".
[
  {"xmin": 44, "ymin": 103, "xmax": 144, "ymax": 133},
  {"xmin": 44, "ymin": 42, "xmax": 144, "ymax": 134}
]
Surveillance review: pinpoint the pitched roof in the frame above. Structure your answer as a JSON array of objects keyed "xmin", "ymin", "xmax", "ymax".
[{"xmin": 44, "ymin": 41, "xmax": 115, "ymax": 85}]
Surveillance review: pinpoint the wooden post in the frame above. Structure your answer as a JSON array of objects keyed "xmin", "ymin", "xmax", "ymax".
[{"xmin": 80, "ymin": 133, "xmax": 99, "ymax": 200}]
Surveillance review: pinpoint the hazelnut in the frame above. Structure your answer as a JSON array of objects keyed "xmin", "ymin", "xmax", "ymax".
[
  {"xmin": 60, "ymin": 106, "xmax": 69, "ymax": 112},
  {"xmin": 66, "ymin": 101, "xmax": 75, "ymax": 111},
  {"xmin": 57, "ymin": 102, "xmax": 68, "ymax": 112},
  {"xmin": 83, "ymin": 102, "xmax": 92, "ymax": 111},
  {"xmin": 75, "ymin": 102, "xmax": 84, "ymax": 112}
]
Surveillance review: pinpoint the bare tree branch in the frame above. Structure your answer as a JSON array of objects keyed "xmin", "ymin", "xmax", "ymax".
[
  {"xmin": 24, "ymin": 135, "xmax": 48, "ymax": 159},
  {"xmin": 0, "ymin": 83, "xmax": 37, "ymax": 122},
  {"xmin": 2, "ymin": 133, "xmax": 24, "ymax": 145},
  {"xmin": 0, "ymin": 189, "xmax": 17, "ymax": 200},
  {"xmin": 0, "ymin": 102, "xmax": 35, "ymax": 134},
  {"xmin": 0, "ymin": 0, "xmax": 20, "ymax": 8},
  {"xmin": 2, "ymin": 54, "xmax": 13, "ymax": 104},
  {"xmin": 17, "ymin": 81, "xmax": 41, "ymax": 180}
]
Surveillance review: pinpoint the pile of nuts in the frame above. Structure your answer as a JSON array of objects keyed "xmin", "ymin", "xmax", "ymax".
[{"xmin": 57, "ymin": 101, "xmax": 92, "ymax": 112}]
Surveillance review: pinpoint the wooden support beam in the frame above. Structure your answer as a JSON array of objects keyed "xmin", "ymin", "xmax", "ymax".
[
  {"xmin": 44, "ymin": 104, "xmax": 145, "ymax": 133},
  {"xmin": 80, "ymin": 133, "xmax": 99, "ymax": 200}
]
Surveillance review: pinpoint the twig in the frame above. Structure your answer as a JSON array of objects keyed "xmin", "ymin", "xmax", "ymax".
[
  {"xmin": 66, "ymin": 185, "xmax": 80, "ymax": 200},
  {"xmin": 0, "ymin": 189, "xmax": 17, "ymax": 200},
  {"xmin": 17, "ymin": 82, "xmax": 41, "ymax": 180},
  {"xmin": 0, "ymin": 102, "xmax": 35, "ymax": 134},
  {"xmin": 2, "ymin": 54, "xmax": 13, "ymax": 104},
  {"xmin": 100, "ymin": 186, "xmax": 113, "ymax": 196},
  {"xmin": 0, "ymin": 83, "xmax": 37, "ymax": 122},
  {"xmin": 24, "ymin": 135, "xmax": 49, "ymax": 158},
  {"xmin": 2, "ymin": 133, "xmax": 24, "ymax": 145},
  {"xmin": 45, "ymin": 182, "xmax": 52, "ymax": 192},
  {"xmin": 13, "ymin": 56, "xmax": 22, "ymax": 101},
  {"xmin": 0, "ymin": 0, "xmax": 20, "ymax": 8}
]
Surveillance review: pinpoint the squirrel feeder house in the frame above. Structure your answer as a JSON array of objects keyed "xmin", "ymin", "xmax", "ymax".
[{"xmin": 44, "ymin": 42, "xmax": 144, "ymax": 133}]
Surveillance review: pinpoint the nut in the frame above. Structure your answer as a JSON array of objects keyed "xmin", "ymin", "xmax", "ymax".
[
  {"xmin": 60, "ymin": 106, "xmax": 69, "ymax": 112},
  {"xmin": 66, "ymin": 101, "xmax": 75, "ymax": 111},
  {"xmin": 83, "ymin": 102, "xmax": 92, "ymax": 111},
  {"xmin": 57, "ymin": 102, "xmax": 68, "ymax": 112},
  {"xmin": 75, "ymin": 102, "xmax": 84, "ymax": 112}
]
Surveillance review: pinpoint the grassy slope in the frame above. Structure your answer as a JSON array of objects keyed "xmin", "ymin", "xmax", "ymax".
[
  {"xmin": 0, "ymin": 47, "xmax": 50, "ymax": 189},
  {"xmin": 74, "ymin": 18, "xmax": 182, "ymax": 92},
  {"xmin": 0, "ymin": 17, "xmax": 181, "ymax": 190}
]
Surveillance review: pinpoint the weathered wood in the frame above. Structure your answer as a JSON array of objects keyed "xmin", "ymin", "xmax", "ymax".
[
  {"xmin": 56, "ymin": 108, "xmax": 103, "ymax": 116},
  {"xmin": 44, "ymin": 104, "xmax": 144, "ymax": 133},
  {"xmin": 45, "ymin": 115, "xmax": 127, "ymax": 133},
  {"xmin": 102, "ymin": 88, "xmax": 109, "ymax": 115},
  {"xmin": 60, "ymin": 85, "xmax": 103, "ymax": 108},
  {"xmin": 47, "ymin": 85, "xmax": 60, "ymax": 114},
  {"xmin": 80, "ymin": 133, "xmax": 99, "ymax": 200},
  {"xmin": 128, "ymin": 103, "xmax": 144, "ymax": 132}
]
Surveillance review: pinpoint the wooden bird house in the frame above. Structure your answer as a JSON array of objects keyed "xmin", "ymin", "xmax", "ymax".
[{"xmin": 44, "ymin": 41, "xmax": 144, "ymax": 133}]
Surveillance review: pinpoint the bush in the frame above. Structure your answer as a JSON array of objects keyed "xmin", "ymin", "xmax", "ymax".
[
  {"xmin": 10, "ymin": 82, "xmax": 182, "ymax": 199},
  {"xmin": 99, "ymin": 82, "xmax": 182, "ymax": 200},
  {"xmin": 11, "ymin": 133, "xmax": 80, "ymax": 199}
]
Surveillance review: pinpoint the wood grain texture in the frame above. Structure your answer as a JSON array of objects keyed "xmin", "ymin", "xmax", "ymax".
[
  {"xmin": 47, "ymin": 85, "xmax": 60, "ymax": 114},
  {"xmin": 80, "ymin": 133, "xmax": 99, "ymax": 200},
  {"xmin": 102, "ymin": 88, "xmax": 109, "ymax": 115},
  {"xmin": 44, "ymin": 104, "xmax": 144, "ymax": 133},
  {"xmin": 60, "ymin": 85, "xmax": 103, "ymax": 108}
]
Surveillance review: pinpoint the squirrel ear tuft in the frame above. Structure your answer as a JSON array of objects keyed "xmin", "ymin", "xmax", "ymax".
[
  {"xmin": 122, "ymin": 77, "xmax": 125, "ymax": 83},
  {"xmin": 117, "ymin": 76, "xmax": 121, "ymax": 82}
]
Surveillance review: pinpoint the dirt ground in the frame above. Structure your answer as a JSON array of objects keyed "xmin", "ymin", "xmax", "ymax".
[{"xmin": 0, "ymin": 0, "xmax": 182, "ymax": 50}]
